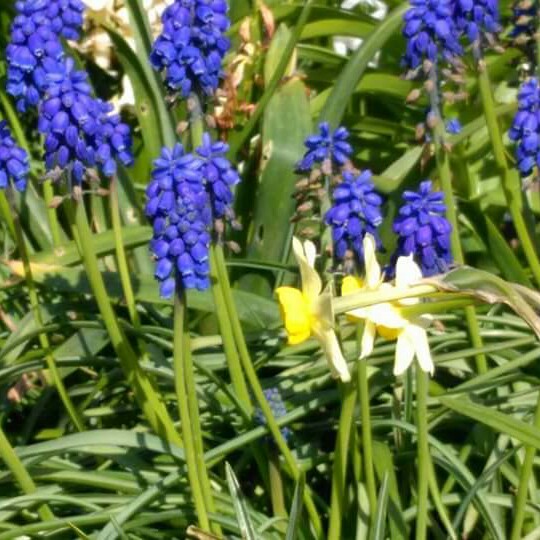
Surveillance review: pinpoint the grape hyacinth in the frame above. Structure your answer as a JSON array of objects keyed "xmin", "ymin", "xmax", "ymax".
[
  {"xmin": 7, "ymin": 0, "xmax": 85, "ymax": 112},
  {"xmin": 196, "ymin": 132, "xmax": 240, "ymax": 223},
  {"xmin": 146, "ymin": 144, "xmax": 212, "ymax": 298},
  {"xmin": 37, "ymin": 59, "xmax": 133, "ymax": 183},
  {"xmin": 392, "ymin": 180, "xmax": 452, "ymax": 276},
  {"xmin": 401, "ymin": 0, "xmax": 462, "ymax": 72},
  {"xmin": 453, "ymin": 0, "xmax": 500, "ymax": 46},
  {"xmin": 150, "ymin": 0, "xmax": 231, "ymax": 98},
  {"xmin": 509, "ymin": 77, "xmax": 540, "ymax": 177},
  {"xmin": 296, "ymin": 122, "xmax": 352, "ymax": 173},
  {"xmin": 254, "ymin": 387, "xmax": 292, "ymax": 441},
  {"xmin": 0, "ymin": 122, "xmax": 30, "ymax": 192},
  {"xmin": 325, "ymin": 170, "xmax": 383, "ymax": 264}
]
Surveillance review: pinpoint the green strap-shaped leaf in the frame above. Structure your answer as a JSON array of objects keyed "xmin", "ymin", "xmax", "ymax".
[{"xmin": 318, "ymin": 3, "xmax": 408, "ymax": 127}]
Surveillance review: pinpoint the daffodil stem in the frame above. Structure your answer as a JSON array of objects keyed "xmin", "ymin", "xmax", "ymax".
[
  {"xmin": 415, "ymin": 367, "xmax": 430, "ymax": 539},
  {"xmin": 358, "ymin": 357, "xmax": 377, "ymax": 518},
  {"xmin": 333, "ymin": 284, "xmax": 436, "ymax": 315},
  {"xmin": 328, "ymin": 379, "xmax": 357, "ymax": 540},
  {"xmin": 477, "ymin": 62, "xmax": 540, "ymax": 287},
  {"xmin": 67, "ymin": 195, "xmax": 182, "ymax": 446},
  {"xmin": 173, "ymin": 292, "xmax": 211, "ymax": 532},
  {"xmin": 3, "ymin": 190, "xmax": 85, "ymax": 432},
  {"xmin": 510, "ymin": 389, "xmax": 540, "ymax": 540},
  {"xmin": 213, "ymin": 244, "xmax": 323, "ymax": 539},
  {"xmin": 428, "ymin": 66, "xmax": 487, "ymax": 374}
]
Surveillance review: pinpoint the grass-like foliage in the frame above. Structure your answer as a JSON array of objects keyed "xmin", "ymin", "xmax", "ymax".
[{"xmin": 1, "ymin": 0, "xmax": 540, "ymax": 538}]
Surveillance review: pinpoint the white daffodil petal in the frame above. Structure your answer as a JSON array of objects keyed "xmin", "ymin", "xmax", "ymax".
[
  {"xmin": 365, "ymin": 303, "xmax": 407, "ymax": 328},
  {"xmin": 303, "ymin": 239, "xmax": 317, "ymax": 269},
  {"xmin": 393, "ymin": 330, "xmax": 415, "ymax": 376},
  {"xmin": 292, "ymin": 237, "xmax": 322, "ymax": 299},
  {"xmin": 395, "ymin": 254, "xmax": 423, "ymax": 289},
  {"xmin": 408, "ymin": 325, "xmax": 434, "ymax": 374},
  {"xmin": 363, "ymin": 233, "xmax": 381, "ymax": 289},
  {"xmin": 313, "ymin": 328, "xmax": 351, "ymax": 382},
  {"xmin": 360, "ymin": 320, "xmax": 376, "ymax": 359},
  {"xmin": 347, "ymin": 306, "xmax": 370, "ymax": 320}
]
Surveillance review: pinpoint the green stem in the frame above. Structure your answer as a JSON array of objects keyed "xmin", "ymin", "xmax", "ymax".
[
  {"xmin": 173, "ymin": 293, "xmax": 211, "ymax": 532},
  {"xmin": 477, "ymin": 67, "xmax": 540, "ymax": 286},
  {"xmin": 328, "ymin": 379, "xmax": 357, "ymax": 540},
  {"xmin": 268, "ymin": 449, "xmax": 287, "ymax": 525},
  {"xmin": 67, "ymin": 196, "xmax": 182, "ymax": 447},
  {"xmin": 415, "ymin": 368, "xmax": 430, "ymax": 540},
  {"xmin": 510, "ymin": 390, "xmax": 540, "ymax": 539},
  {"xmin": 189, "ymin": 94, "xmax": 252, "ymax": 418},
  {"xmin": 358, "ymin": 357, "xmax": 377, "ymax": 518},
  {"xmin": 42, "ymin": 180, "xmax": 62, "ymax": 248},
  {"xmin": 0, "ymin": 426, "xmax": 54, "ymax": 521},
  {"xmin": 213, "ymin": 244, "xmax": 323, "ymax": 539},
  {"xmin": 109, "ymin": 177, "xmax": 140, "ymax": 329},
  {"xmin": 428, "ymin": 67, "xmax": 487, "ymax": 374},
  {"xmin": 2, "ymin": 191, "xmax": 84, "ymax": 431},
  {"xmin": 209, "ymin": 247, "xmax": 252, "ymax": 416},
  {"xmin": 182, "ymin": 306, "xmax": 221, "ymax": 536}
]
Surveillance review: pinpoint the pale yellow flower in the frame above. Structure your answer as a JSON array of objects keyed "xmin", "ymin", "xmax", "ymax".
[
  {"xmin": 276, "ymin": 238, "xmax": 350, "ymax": 382},
  {"xmin": 345, "ymin": 235, "xmax": 434, "ymax": 376}
]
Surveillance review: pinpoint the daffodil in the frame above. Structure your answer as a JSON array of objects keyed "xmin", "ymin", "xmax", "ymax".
[
  {"xmin": 276, "ymin": 238, "xmax": 351, "ymax": 383},
  {"xmin": 345, "ymin": 235, "xmax": 434, "ymax": 376}
]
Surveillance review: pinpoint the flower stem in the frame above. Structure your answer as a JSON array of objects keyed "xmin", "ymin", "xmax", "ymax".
[
  {"xmin": 213, "ymin": 244, "xmax": 323, "ymax": 538},
  {"xmin": 0, "ymin": 425, "xmax": 54, "ymax": 521},
  {"xmin": 328, "ymin": 379, "xmax": 357, "ymax": 540},
  {"xmin": 415, "ymin": 367, "xmax": 430, "ymax": 539},
  {"xmin": 67, "ymin": 195, "xmax": 182, "ymax": 446},
  {"xmin": 109, "ymin": 176, "xmax": 141, "ymax": 330},
  {"xmin": 2, "ymin": 190, "xmax": 84, "ymax": 431},
  {"xmin": 188, "ymin": 95, "xmax": 252, "ymax": 417},
  {"xmin": 43, "ymin": 179, "xmax": 62, "ymax": 247},
  {"xmin": 268, "ymin": 449, "xmax": 287, "ymax": 525},
  {"xmin": 173, "ymin": 292, "xmax": 212, "ymax": 532},
  {"xmin": 510, "ymin": 389, "xmax": 540, "ymax": 539},
  {"xmin": 358, "ymin": 356, "xmax": 377, "ymax": 517},
  {"xmin": 478, "ymin": 67, "xmax": 540, "ymax": 283},
  {"xmin": 209, "ymin": 247, "xmax": 252, "ymax": 416},
  {"xmin": 428, "ymin": 66, "xmax": 487, "ymax": 374}
]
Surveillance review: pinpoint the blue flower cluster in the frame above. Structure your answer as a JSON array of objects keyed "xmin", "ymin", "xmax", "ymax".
[
  {"xmin": 37, "ymin": 59, "xmax": 133, "ymax": 183},
  {"xmin": 453, "ymin": 0, "xmax": 499, "ymax": 44},
  {"xmin": 392, "ymin": 180, "xmax": 452, "ymax": 276},
  {"xmin": 402, "ymin": 0, "xmax": 462, "ymax": 71},
  {"xmin": 0, "ymin": 122, "xmax": 30, "ymax": 192},
  {"xmin": 325, "ymin": 170, "xmax": 383, "ymax": 262},
  {"xmin": 196, "ymin": 133, "xmax": 239, "ymax": 222},
  {"xmin": 150, "ymin": 0, "xmax": 231, "ymax": 98},
  {"xmin": 7, "ymin": 0, "xmax": 85, "ymax": 112},
  {"xmin": 146, "ymin": 144, "xmax": 213, "ymax": 298},
  {"xmin": 296, "ymin": 122, "xmax": 352, "ymax": 172},
  {"xmin": 509, "ymin": 77, "xmax": 540, "ymax": 177},
  {"xmin": 254, "ymin": 387, "xmax": 292, "ymax": 441}
]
